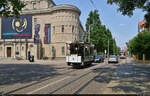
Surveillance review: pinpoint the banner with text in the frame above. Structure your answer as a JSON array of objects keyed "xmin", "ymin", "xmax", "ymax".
[{"xmin": 2, "ymin": 15, "xmax": 32, "ymax": 39}]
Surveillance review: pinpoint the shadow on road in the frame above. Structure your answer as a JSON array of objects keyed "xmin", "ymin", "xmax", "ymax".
[
  {"xmin": 0, "ymin": 64, "xmax": 63, "ymax": 86},
  {"xmin": 92, "ymin": 60, "xmax": 150, "ymax": 93}
]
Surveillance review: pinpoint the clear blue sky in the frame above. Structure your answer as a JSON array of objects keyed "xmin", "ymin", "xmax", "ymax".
[{"xmin": 54, "ymin": 0, "xmax": 145, "ymax": 49}]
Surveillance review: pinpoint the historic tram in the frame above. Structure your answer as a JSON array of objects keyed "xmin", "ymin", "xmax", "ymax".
[{"xmin": 66, "ymin": 41, "xmax": 94, "ymax": 68}]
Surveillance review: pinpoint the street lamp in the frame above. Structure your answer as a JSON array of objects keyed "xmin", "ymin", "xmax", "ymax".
[
  {"xmin": 88, "ymin": 25, "xmax": 91, "ymax": 43},
  {"xmin": 107, "ymin": 38, "xmax": 109, "ymax": 58}
]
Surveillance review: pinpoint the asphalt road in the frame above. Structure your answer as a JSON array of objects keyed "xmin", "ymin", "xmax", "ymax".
[{"xmin": 1, "ymin": 57, "xmax": 150, "ymax": 94}]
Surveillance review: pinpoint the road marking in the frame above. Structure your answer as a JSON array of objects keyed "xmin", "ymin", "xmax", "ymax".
[{"xmin": 27, "ymin": 76, "xmax": 70, "ymax": 94}]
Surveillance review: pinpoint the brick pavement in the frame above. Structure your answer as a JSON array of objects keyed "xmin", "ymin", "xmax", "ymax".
[{"xmin": 0, "ymin": 58, "xmax": 66, "ymax": 66}]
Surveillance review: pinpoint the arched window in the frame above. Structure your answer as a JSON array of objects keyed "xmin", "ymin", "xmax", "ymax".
[
  {"xmin": 62, "ymin": 25, "xmax": 64, "ymax": 32},
  {"xmin": 62, "ymin": 46, "xmax": 65, "ymax": 55},
  {"xmin": 72, "ymin": 25, "xmax": 74, "ymax": 33},
  {"xmin": 22, "ymin": 46, "xmax": 24, "ymax": 50}
]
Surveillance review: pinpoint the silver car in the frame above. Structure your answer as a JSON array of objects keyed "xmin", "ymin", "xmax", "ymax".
[
  {"xmin": 108, "ymin": 55, "xmax": 119, "ymax": 63},
  {"xmin": 120, "ymin": 54, "xmax": 126, "ymax": 59}
]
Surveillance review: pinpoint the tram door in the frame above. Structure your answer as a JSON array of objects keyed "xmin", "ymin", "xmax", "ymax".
[{"xmin": 7, "ymin": 47, "xmax": 11, "ymax": 57}]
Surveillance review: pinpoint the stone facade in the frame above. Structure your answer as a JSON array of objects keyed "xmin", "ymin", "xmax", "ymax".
[{"xmin": 0, "ymin": 0, "xmax": 84, "ymax": 60}]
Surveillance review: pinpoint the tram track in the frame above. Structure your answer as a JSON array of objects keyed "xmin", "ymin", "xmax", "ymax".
[
  {"xmin": 48, "ymin": 64, "xmax": 110, "ymax": 94},
  {"xmin": 2, "ymin": 66, "xmax": 77, "ymax": 94},
  {"xmin": 26, "ymin": 63, "xmax": 108, "ymax": 94},
  {"xmin": 2, "ymin": 62, "xmax": 108, "ymax": 94},
  {"xmin": 48, "ymin": 70, "xmax": 93, "ymax": 94},
  {"xmin": 47, "ymin": 61, "xmax": 125, "ymax": 94}
]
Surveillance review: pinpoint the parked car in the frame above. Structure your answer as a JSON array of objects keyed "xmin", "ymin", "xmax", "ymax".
[
  {"xmin": 120, "ymin": 54, "xmax": 126, "ymax": 59},
  {"xmin": 108, "ymin": 55, "xmax": 119, "ymax": 63},
  {"xmin": 94, "ymin": 55, "xmax": 104, "ymax": 63},
  {"xmin": 99, "ymin": 55, "xmax": 105, "ymax": 62}
]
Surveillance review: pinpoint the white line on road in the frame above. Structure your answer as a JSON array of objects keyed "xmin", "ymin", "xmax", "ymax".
[{"xmin": 27, "ymin": 76, "xmax": 70, "ymax": 94}]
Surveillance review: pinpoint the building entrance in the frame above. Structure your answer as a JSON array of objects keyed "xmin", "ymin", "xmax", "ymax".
[{"xmin": 7, "ymin": 47, "xmax": 11, "ymax": 57}]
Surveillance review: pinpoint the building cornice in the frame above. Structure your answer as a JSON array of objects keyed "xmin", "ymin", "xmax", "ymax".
[{"xmin": 21, "ymin": 4, "xmax": 81, "ymax": 15}]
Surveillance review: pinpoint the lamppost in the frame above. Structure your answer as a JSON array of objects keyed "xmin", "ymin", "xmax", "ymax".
[
  {"xmin": 25, "ymin": 38, "xmax": 28, "ymax": 60},
  {"xmin": 88, "ymin": 25, "xmax": 91, "ymax": 43},
  {"xmin": 107, "ymin": 38, "xmax": 109, "ymax": 58},
  {"xmin": 14, "ymin": 39, "xmax": 16, "ymax": 58}
]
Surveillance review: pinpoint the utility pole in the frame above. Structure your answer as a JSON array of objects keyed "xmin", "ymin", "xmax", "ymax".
[
  {"xmin": 25, "ymin": 39, "xmax": 28, "ymax": 60},
  {"xmin": 116, "ymin": 46, "xmax": 118, "ymax": 56},
  {"xmin": 88, "ymin": 25, "xmax": 91, "ymax": 43},
  {"xmin": 107, "ymin": 38, "xmax": 109, "ymax": 58}
]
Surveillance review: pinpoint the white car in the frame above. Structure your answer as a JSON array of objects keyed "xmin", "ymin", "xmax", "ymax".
[
  {"xmin": 108, "ymin": 55, "xmax": 119, "ymax": 63},
  {"xmin": 120, "ymin": 55, "xmax": 126, "ymax": 59}
]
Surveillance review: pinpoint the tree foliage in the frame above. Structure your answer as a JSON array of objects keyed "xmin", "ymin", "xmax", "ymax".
[
  {"xmin": 0, "ymin": 0, "xmax": 25, "ymax": 17},
  {"xmin": 107, "ymin": 0, "xmax": 150, "ymax": 26},
  {"xmin": 128, "ymin": 30, "xmax": 150, "ymax": 60},
  {"xmin": 85, "ymin": 10, "xmax": 118, "ymax": 55}
]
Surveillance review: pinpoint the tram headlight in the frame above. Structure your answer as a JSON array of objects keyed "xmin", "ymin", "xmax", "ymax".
[
  {"xmin": 67, "ymin": 45, "xmax": 70, "ymax": 50},
  {"xmin": 75, "ymin": 47, "xmax": 78, "ymax": 50}
]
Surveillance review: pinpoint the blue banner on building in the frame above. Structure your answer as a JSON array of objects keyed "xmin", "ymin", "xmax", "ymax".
[
  {"xmin": 2, "ymin": 15, "xmax": 32, "ymax": 39},
  {"xmin": 34, "ymin": 24, "xmax": 40, "ymax": 44},
  {"xmin": 44, "ymin": 24, "xmax": 51, "ymax": 44}
]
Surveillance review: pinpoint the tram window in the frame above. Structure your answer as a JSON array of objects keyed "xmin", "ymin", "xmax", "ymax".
[
  {"xmin": 78, "ymin": 47, "xmax": 83, "ymax": 56},
  {"xmin": 70, "ymin": 47, "xmax": 78, "ymax": 54},
  {"xmin": 70, "ymin": 45, "xmax": 78, "ymax": 54},
  {"xmin": 85, "ymin": 47, "xmax": 90, "ymax": 56},
  {"xmin": 90, "ymin": 47, "xmax": 94, "ymax": 55}
]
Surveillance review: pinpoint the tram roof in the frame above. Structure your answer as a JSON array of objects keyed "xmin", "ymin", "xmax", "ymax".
[{"xmin": 66, "ymin": 41, "xmax": 94, "ymax": 47}]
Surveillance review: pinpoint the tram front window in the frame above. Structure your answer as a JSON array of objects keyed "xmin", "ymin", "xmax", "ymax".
[
  {"xmin": 70, "ymin": 44, "xmax": 78, "ymax": 54},
  {"xmin": 70, "ymin": 48, "xmax": 78, "ymax": 54},
  {"xmin": 69, "ymin": 44, "xmax": 83, "ymax": 56}
]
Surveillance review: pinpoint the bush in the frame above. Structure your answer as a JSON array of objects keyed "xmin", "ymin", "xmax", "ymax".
[{"xmin": 128, "ymin": 30, "xmax": 150, "ymax": 60}]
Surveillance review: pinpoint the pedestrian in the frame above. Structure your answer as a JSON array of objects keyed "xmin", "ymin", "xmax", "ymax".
[{"xmin": 28, "ymin": 51, "xmax": 31, "ymax": 61}]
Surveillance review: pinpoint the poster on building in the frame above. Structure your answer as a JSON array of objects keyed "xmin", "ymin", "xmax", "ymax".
[
  {"xmin": 44, "ymin": 24, "xmax": 51, "ymax": 44},
  {"xmin": 34, "ymin": 24, "xmax": 40, "ymax": 44},
  {"xmin": 2, "ymin": 15, "xmax": 32, "ymax": 39}
]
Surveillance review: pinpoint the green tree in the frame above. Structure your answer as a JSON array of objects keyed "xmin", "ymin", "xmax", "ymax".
[
  {"xmin": 128, "ymin": 30, "xmax": 150, "ymax": 60},
  {"xmin": 0, "ymin": 0, "xmax": 25, "ymax": 17},
  {"xmin": 85, "ymin": 10, "xmax": 103, "ymax": 52},
  {"xmin": 85, "ymin": 10, "xmax": 118, "ymax": 55},
  {"xmin": 107, "ymin": 0, "xmax": 150, "ymax": 27}
]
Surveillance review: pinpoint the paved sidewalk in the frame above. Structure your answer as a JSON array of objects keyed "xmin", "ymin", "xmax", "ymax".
[{"xmin": 0, "ymin": 58, "xmax": 66, "ymax": 66}]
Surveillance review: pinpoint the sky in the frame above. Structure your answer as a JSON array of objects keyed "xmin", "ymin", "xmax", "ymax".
[{"xmin": 54, "ymin": 0, "xmax": 145, "ymax": 49}]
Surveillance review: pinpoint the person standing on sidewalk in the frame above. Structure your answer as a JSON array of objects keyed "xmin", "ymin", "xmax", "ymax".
[{"xmin": 28, "ymin": 51, "xmax": 31, "ymax": 61}]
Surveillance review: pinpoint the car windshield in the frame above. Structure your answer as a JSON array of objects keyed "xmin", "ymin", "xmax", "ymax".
[
  {"xmin": 110, "ymin": 55, "xmax": 117, "ymax": 58},
  {"xmin": 99, "ymin": 55, "xmax": 103, "ymax": 57},
  {"xmin": 95, "ymin": 56, "xmax": 100, "ymax": 59}
]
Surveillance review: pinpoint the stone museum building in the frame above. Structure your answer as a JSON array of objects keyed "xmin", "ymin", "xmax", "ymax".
[{"xmin": 0, "ymin": 0, "xmax": 84, "ymax": 60}]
